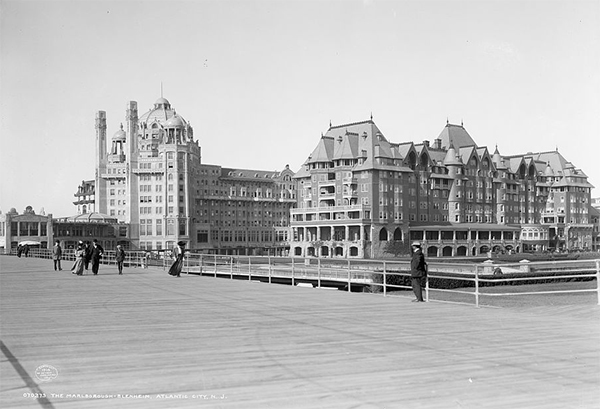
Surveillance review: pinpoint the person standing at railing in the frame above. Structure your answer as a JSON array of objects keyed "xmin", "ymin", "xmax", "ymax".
[
  {"xmin": 115, "ymin": 245, "xmax": 126, "ymax": 275},
  {"xmin": 23, "ymin": 244, "xmax": 30, "ymax": 257},
  {"xmin": 410, "ymin": 242, "xmax": 427, "ymax": 302},
  {"xmin": 90, "ymin": 239, "xmax": 104, "ymax": 275},
  {"xmin": 52, "ymin": 240, "xmax": 63, "ymax": 271},
  {"xmin": 168, "ymin": 241, "xmax": 186, "ymax": 278}
]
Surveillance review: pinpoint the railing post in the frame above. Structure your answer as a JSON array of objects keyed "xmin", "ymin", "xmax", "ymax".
[
  {"xmin": 292, "ymin": 260, "xmax": 295, "ymax": 286},
  {"xmin": 268, "ymin": 255, "xmax": 272, "ymax": 284},
  {"xmin": 425, "ymin": 264, "xmax": 429, "ymax": 302},
  {"xmin": 596, "ymin": 259, "xmax": 600, "ymax": 306},
  {"xmin": 249, "ymin": 257, "xmax": 252, "ymax": 281},
  {"xmin": 475, "ymin": 265, "xmax": 480, "ymax": 308},
  {"xmin": 347, "ymin": 259, "xmax": 351, "ymax": 293},
  {"xmin": 230, "ymin": 256, "xmax": 234, "ymax": 279},
  {"xmin": 383, "ymin": 261, "xmax": 387, "ymax": 297},
  {"xmin": 214, "ymin": 254, "xmax": 217, "ymax": 277},
  {"xmin": 317, "ymin": 258, "xmax": 321, "ymax": 288},
  {"xmin": 292, "ymin": 257, "xmax": 295, "ymax": 283}
]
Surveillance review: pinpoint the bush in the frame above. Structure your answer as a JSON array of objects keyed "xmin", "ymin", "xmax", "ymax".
[{"xmin": 369, "ymin": 268, "xmax": 596, "ymax": 292}]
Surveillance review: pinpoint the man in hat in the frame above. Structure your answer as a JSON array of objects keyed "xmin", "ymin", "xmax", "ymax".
[
  {"xmin": 115, "ymin": 245, "xmax": 126, "ymax": 275},
  {"xmin": 410, "ymin": 242, "xmax": 427, "ymax": 302},
  {"xmin": 90, "ymin": 239, "xmax": 104, "ymax": 275},
  {"xmin": 52, "ymin": 240, "xmax": 63, "ymax": 271}
]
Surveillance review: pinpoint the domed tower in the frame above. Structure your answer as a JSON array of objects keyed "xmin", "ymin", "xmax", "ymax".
[
  {"xmin": 164, "ymin": 113, "xmax": 187, "ymax": 144},
  {"xmin": 109, "ymin": 124, "xmax": 127, "ymax": 163}
]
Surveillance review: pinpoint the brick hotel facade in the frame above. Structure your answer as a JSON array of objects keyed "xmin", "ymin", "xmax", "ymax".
[
  {"xmin": 289, "ymin": 119, "xmax": 594, "ymax": 258},
  {"xmin": 85, "ymin": 95, "xmax": 594, "ymax": 257}
]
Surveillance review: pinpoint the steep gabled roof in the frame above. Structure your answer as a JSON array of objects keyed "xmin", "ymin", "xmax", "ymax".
[
  {"xmin": 332, "ymin": 133, "xmax": 359, "ymax": 160},
  {"xmin": 306, "ymin": 136, "xmax": 335, "ymax": 164},
  {"xmin": 437, "ymin": 123, "xmax": 477, "ymax": 149}
]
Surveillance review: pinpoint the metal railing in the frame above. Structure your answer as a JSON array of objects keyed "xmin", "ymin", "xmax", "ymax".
[
  {"xmin": 4, "ymin": 248, "xmax": 599, "ymax": 307},
  {"xmin": 178, "ymin": 254, "xmax": 600, "ymax": 307}
]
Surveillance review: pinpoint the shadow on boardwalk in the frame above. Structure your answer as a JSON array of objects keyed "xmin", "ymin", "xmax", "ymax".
[{"xmin": 1, "ymin": 256, "xmax": 599, "ymax": 409}]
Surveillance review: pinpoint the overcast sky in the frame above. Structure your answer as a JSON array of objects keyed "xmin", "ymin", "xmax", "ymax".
[{"xmin": 1, "ymin": 0, "xmax": 598, "ymax": 217}]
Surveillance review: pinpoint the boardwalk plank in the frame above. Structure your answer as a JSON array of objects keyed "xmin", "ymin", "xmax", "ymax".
[{"xmin": 1, "ymin": 256, "xmax": 599, "ymax": 408}]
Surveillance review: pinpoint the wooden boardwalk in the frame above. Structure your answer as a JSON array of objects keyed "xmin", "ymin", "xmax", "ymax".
[{"xmin": 1, "ymin": 256, "xmax": 599, "ymax": 409}]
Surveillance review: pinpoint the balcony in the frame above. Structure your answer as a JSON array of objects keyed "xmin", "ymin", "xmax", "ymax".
[{"xmin": 291, "ymin": 205, "xmax": 371, "ymax": 225}]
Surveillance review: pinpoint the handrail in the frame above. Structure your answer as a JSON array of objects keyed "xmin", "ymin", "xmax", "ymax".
[{"xmin": 4, "ymin": 249, "xmax": 599, "ymax": 306}]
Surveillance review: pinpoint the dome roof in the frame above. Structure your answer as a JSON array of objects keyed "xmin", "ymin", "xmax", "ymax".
[
  {"xmin": 164, "ymin": 114, "xmax": 186, "ymax": 128},
  {"xmin": 112, "ymin": 124, "xmax": 126, "ymax": 141},
  {"xmin": 139, "ymin": 96, "xmax": 178, "ymax": 127},
  {"xmin": 63, "ymin": 212, "xmax": 118, "ymax": 224},
  {"xmin": 155, "ymin": 97, "xmax": 170, "ymax": 106}
]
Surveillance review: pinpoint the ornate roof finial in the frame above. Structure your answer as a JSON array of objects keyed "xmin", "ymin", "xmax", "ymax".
[
  {"xmin": 461, "ymin": 119, "xmax": 464, "ymax": 127},
  {"xmin": 446, "ymin": 117, "xmax": 449, "ymax": 125},
  {"xmin": 370, "ymin": 112, "xmax": 373, "ymax": 120},
  {"xmin": 329, "ymin": 120, "xmax": 332, "ymax": 128}
]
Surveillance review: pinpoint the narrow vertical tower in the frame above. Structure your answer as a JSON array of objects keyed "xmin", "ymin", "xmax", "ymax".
[
  {"xmin": 95, "ymin": 111, "xmax": 108, "ymax": 214},
  {"xmin": 126, "ymin": 101, "xmax": 138, "ymax": 231}
]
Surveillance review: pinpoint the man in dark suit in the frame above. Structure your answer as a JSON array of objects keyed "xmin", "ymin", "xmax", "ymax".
[
  {"xmin": 410, "ymin": 242, "xmax": 427, "ymax": 302},
  {"xmin": 52, "ymin": 240, "xmax": 63, "ymax": 271},
  {"xmin": 91, "ymin": 239, "xmax": 104, "ymax": 275}
]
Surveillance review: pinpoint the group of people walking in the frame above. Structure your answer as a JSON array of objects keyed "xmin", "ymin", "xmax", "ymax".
[
  {"xmin": 50, "ymin": 239, "xmax": 183, "ymax": 277},
  {"xmin": 52, "ymin": 240, "xmax": 126, "ymax": 276},
  {"xmin": 51, "ymin": 239, "xmax": 425, "ymax": 301},
  {"xmin": 16, "ymin": 244, "xmax": 30, "ymax": 258}
]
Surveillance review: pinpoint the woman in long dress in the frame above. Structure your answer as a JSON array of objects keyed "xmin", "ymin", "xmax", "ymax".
[
  {"xmin": 168, "ymin": 241, "xmax": 186, "ymax": 277},
  {"xmin": 71, "ymin": 242, "xmax": 85, "ymax": 276}
]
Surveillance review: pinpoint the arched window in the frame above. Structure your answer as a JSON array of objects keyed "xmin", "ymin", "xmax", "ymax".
[
  {"xmin": 407, "ymin": 152, "xmax": 417, "ymax": 170},
  {"xmin": 379, "ymin": 228, "xmax": 388, "ymax": 241}
]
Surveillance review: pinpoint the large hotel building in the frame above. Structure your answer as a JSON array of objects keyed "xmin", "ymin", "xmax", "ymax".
[
  {"xmin": 82, "ymin": 96, "xmax": 595, "ymax": 257},
  {"xmin": 290, "ymin": 119, "xmax": 594, "ymax": 258},
  {"xmin": 93, "ymin": 97, "xmax": 295, "ymax": 255}
]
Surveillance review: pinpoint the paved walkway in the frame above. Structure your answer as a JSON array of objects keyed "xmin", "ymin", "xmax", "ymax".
[{"xmin": 1, "ymin": 256, "xmax": 599, "ymax": 408}]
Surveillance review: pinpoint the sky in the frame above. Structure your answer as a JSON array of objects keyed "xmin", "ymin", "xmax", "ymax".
[{"xmin": 1, "ymin": 0, "xmax": 599, "ymax": 217}]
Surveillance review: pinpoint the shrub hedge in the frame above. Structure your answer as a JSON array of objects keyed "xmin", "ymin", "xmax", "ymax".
[{"xmin": 370, "ymin": 268, "xmax": 597, "ymax": 293}]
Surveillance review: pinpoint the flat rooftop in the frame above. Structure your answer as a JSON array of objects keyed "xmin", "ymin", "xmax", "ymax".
[{"xmin": 1, "ymin": 256, "xmax": 599, "ymax": 408}]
